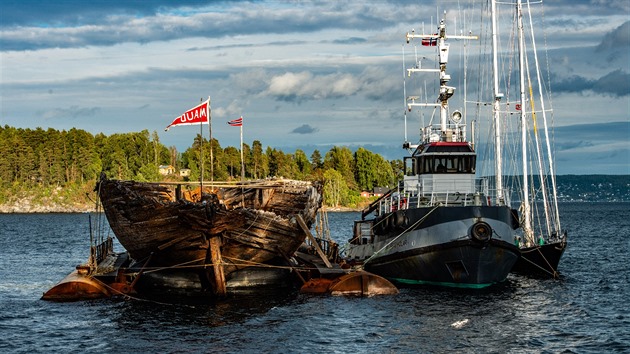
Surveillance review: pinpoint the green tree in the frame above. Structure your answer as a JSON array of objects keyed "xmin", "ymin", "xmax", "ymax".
[
  {"xmin": 324, "ymin": 146, "xmax": 356, "ymax": 189},
  {"xmin": 374, "ymin": 155, "xmax": 396, "ymax": 189},
  {"xmin": 354, "ymin": 147, "xmax": 376, "ymax": 191},
  {"xmin": 293, "ymin": 149, "xmax": 311, "ymax": 180},
  {"xmin": 389, "ymin": 159, "xmax": 404, "ymax": 185},
  {"xmin": 267, "ymin": 147, "xmax": 299, "ymax": 178},
  {"xmin": 241, "ymin": 143, "xmax": 251, "ymax": 179},
  {"xmin": 310, "ymin": 149, "xmax": 323, "ymax": 170},
  {"xmin": 250, "ymin": 140, "xmax": 268, "ymax": 179},
  {"xmin": 183, "ymin": 135, "xmax": 227, "ymax": 182},
  {"xmin": 323, "ymin": 168, "xmax": 347, "ymax": 207},
  {"xmin": 223, "ymin": 146, "xmax": 241, "ymax": 179}
]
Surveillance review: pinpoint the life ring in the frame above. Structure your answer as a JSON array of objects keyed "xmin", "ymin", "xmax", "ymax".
[{"xmin": 471, "ymin": 221, "xmax": 492, "ymax": 243}]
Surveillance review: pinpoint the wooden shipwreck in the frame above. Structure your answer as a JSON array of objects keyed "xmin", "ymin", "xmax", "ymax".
[
  {"xmin": 95, "ymin": 175, "xmax": 322, "ymax": 296},
  {"xmin": 43, "ymin": 176, "xmax": 398, "ymax": 301}
]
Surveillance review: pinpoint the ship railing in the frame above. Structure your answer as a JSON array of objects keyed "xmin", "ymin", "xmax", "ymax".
[
  {"xmin": 421, "ymin": 123, "xmax": 467, "ymax": 143},
  {"xmin": 88, "ymin": 236, "xmax": 114, "ymax": 272},
  {"xmin": 304, "ymin": 235, "xmax": 340, "ymax": 263},
  {"xmin": 374, "ymin": 179, "xmax": 512, "ymax": 214},
  {"xmin": 485, "ymin": 188, "xmax": 512, "ymax": 207}
]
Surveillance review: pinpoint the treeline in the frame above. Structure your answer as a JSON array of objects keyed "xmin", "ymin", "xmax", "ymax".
[{"xmin": 0, "ymin": 125, "xmax": 401, "ymax": 207}]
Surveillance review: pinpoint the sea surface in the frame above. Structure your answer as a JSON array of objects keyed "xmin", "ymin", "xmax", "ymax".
[{"xmin": 1, "ymin": 203, "xmax": 629, "ymax": 353}]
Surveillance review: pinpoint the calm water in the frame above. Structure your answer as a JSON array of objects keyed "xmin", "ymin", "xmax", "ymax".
[{"xmin": 1, "ymin": 203, "xmax": 629, "ymax": 353}]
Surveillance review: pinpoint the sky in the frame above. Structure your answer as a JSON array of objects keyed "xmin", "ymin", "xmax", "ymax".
[{"xmin": 1, "ymin": 0, "xmax": 628, "ymax": 175}]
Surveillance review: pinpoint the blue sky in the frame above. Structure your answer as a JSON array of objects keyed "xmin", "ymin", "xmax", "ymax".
[{"xmin": 1, "ymin": 0, "xmax": 628, "ymax": 174}]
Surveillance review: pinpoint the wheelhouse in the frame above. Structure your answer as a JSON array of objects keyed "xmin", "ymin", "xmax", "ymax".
[{"xmin": 405, "ymin": 142, "xmax": 476, "ymax": 175}]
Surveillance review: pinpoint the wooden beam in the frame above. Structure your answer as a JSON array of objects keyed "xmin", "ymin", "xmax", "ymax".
[
  {"xmin": 208, "ymin": 236, "xmax": 227, "ymax": 296},
  {"xmin": 296, "ymin": 214, "xmax": 332, "ymax": 268},
  {"xmin": 157, "ymin": 233, "xmax": 191, "ymax": 251},
  {"xmin": 277, "ymin": 247, "xmax": 306, "ymax": 284}
]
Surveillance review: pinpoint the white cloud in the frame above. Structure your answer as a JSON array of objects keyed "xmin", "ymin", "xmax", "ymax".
[{"xmin": 1, "ymin": 0, "xmax": 628, "ymax": 174}]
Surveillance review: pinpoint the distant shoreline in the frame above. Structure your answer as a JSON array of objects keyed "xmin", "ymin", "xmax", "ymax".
[
  {"xmin": 0, "ymin": 203, "xmax": 361, "ymax": 214},
  {"xmin": 1, "ymin": 201, "xmax": 627, "ymax": 214},
  {"xmin": 0, "ymin": 204, "xmax": 94, "ymax": 214}
]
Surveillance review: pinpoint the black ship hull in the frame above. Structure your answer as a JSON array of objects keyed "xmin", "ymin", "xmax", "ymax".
[{"xmin": 511, "ymin": 239, "xmax": 566, "ymax": 278}]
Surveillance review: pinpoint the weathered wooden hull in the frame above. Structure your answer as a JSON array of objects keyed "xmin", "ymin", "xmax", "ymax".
[{"xmin": 97, "ymin": 178, "xmax": 322, "ymax": 277}]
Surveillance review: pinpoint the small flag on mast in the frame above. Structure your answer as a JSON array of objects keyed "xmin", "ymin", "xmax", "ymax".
[
  {"xmin": 227, "ymin": 116, "xmax": 243, "ymax": 127},
  {"xmin": 422, "ymin": 37, "xmax": 437, "ymax": 46},
  {"xmin": 165, "ymin": 99, "xmax": 210, "ymax": 131}
]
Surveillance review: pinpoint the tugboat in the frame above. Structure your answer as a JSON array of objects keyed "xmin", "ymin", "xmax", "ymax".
[{"xmin": 345, "ymin": 16, "xmax": 521, "ymax": 288}]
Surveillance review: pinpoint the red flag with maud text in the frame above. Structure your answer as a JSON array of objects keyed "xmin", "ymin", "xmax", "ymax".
[{"xmin": 165, "ymin": 99, "xmax": 209, "ymax": 131}]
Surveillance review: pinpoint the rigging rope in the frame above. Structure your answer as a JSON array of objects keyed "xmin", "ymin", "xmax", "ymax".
[{"xmin": 362, "ymin": 205, "xmax": 440, "ymax": 267}]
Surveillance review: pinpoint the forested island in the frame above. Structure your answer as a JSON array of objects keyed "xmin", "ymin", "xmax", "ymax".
[
  {"xmin": 0, "ymin": 125, "xmax": 627, "ymax": 213},
  {"xmin": 0, "ymin": 125, "xmax": 398, "ymax": 212}
]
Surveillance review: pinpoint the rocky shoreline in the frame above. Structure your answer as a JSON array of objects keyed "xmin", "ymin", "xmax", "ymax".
[{"xmin": 0, "ymin": 201, "xmax": 94, "ymax": 213}]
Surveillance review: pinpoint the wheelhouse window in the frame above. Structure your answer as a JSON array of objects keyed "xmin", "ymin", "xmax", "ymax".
[{"xmin": 417, "ymin": 155, "xmax": 476, "ymax": 174}]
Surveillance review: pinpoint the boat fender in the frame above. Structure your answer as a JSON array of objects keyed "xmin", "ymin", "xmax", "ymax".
[
  {"xmin": 383, "ymin": 215, "xmax": 392, "ymax": 231},
  {"xmin": 471, "ymin": 222, "xmax": 492, "ymax": 243},
  {"xmin": 373, "ymin": 217, "xmax": 383, "ymax": 234},
  {"xmin": 395, "ymin": 212, "xmax": 407, "ymax": 228}
]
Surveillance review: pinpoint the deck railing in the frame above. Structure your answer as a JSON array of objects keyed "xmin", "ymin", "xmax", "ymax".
[{"xmin": 372, "ymin": 178, "xmax": 511, "ymax": 216}]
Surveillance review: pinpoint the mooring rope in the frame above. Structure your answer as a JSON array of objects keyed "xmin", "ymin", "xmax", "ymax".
[
  {"xmin": 520, "ymin": 246, "xmax": 559, "ymax": 278},
  {"xmin": 89, "ymin": 275, "xmax": 180, "ymax": 306},
  {"xmin": 222, "ymin": 256, "xmax": 321, "ymax": 272},
  {"xmin": 362, "ymin": 205, "xmax": 440, "ymax": 267},
  {"xmin": 125, "ymin": 254, "xmax": 322, "ymax": 275},
  {"xmin": 139, "ymin": 257, "xmax": 206, "ymax": 275}
]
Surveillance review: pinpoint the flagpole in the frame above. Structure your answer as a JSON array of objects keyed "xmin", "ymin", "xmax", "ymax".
[
  {"xmin": 164, "ymin": 99, "xmax": 209, "ymax": 197},
  {"xmin": 199, "ymin": 98, "xmax": 203, "ymax": 192},
  {"xmin": 240, "ymin": 118, "xmax": 244, "ymax": 182},
  {"xmin": 199, "ymin": 98, "xmax": 204, "ymax": 191},
  {"xmin": 240, "ymin": 117, "xmax": 245, "ymax": 206},
  {"xmin": 208, "ymin": 97, "xmax": 213, "ymax": 187}
]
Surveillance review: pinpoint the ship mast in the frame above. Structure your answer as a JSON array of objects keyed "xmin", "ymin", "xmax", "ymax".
[
  {"xmin": 405, "ymin": 15, "xmax": 476, "ymax": 143},
  {"xmin": 491, "ymin": 0, "xmax": 504, "ymax": 204},
  {"xmin": 517, "ymin": 0, "xmax": 533, "ymax": 241},
  {"xmin": 525, "ymin": 1, "xmax": 562, "ymax": 233}
]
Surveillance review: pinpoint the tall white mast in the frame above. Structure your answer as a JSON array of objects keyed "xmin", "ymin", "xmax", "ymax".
[
  {"xmin": 517, "ymin": 0, "xmax": 533, "ymax": 241},
  {"xmin": 526, "ymin": 1, "xmax": 561, "ymax": 232},
  {"xmin": 491, "ymin": 0, "xmax": 504, "ymax": 204}
]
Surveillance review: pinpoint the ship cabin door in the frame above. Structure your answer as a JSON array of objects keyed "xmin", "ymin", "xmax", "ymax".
[
  {"xmin": 352, "ymin": 220, "xmax": 373, "ymax": 245},
  {"xmin": 404, "ymin": 156, "xmax": 417, "ymax": 176}
]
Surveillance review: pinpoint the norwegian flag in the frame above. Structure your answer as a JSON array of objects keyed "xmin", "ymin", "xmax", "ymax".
[
  {"xmin": 422, "ymin": 37, "xmax": 438, "ymax": 46},
  {"xmin": 227, "ymin": 116, "xmax": 243, "ymax": 127}
]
